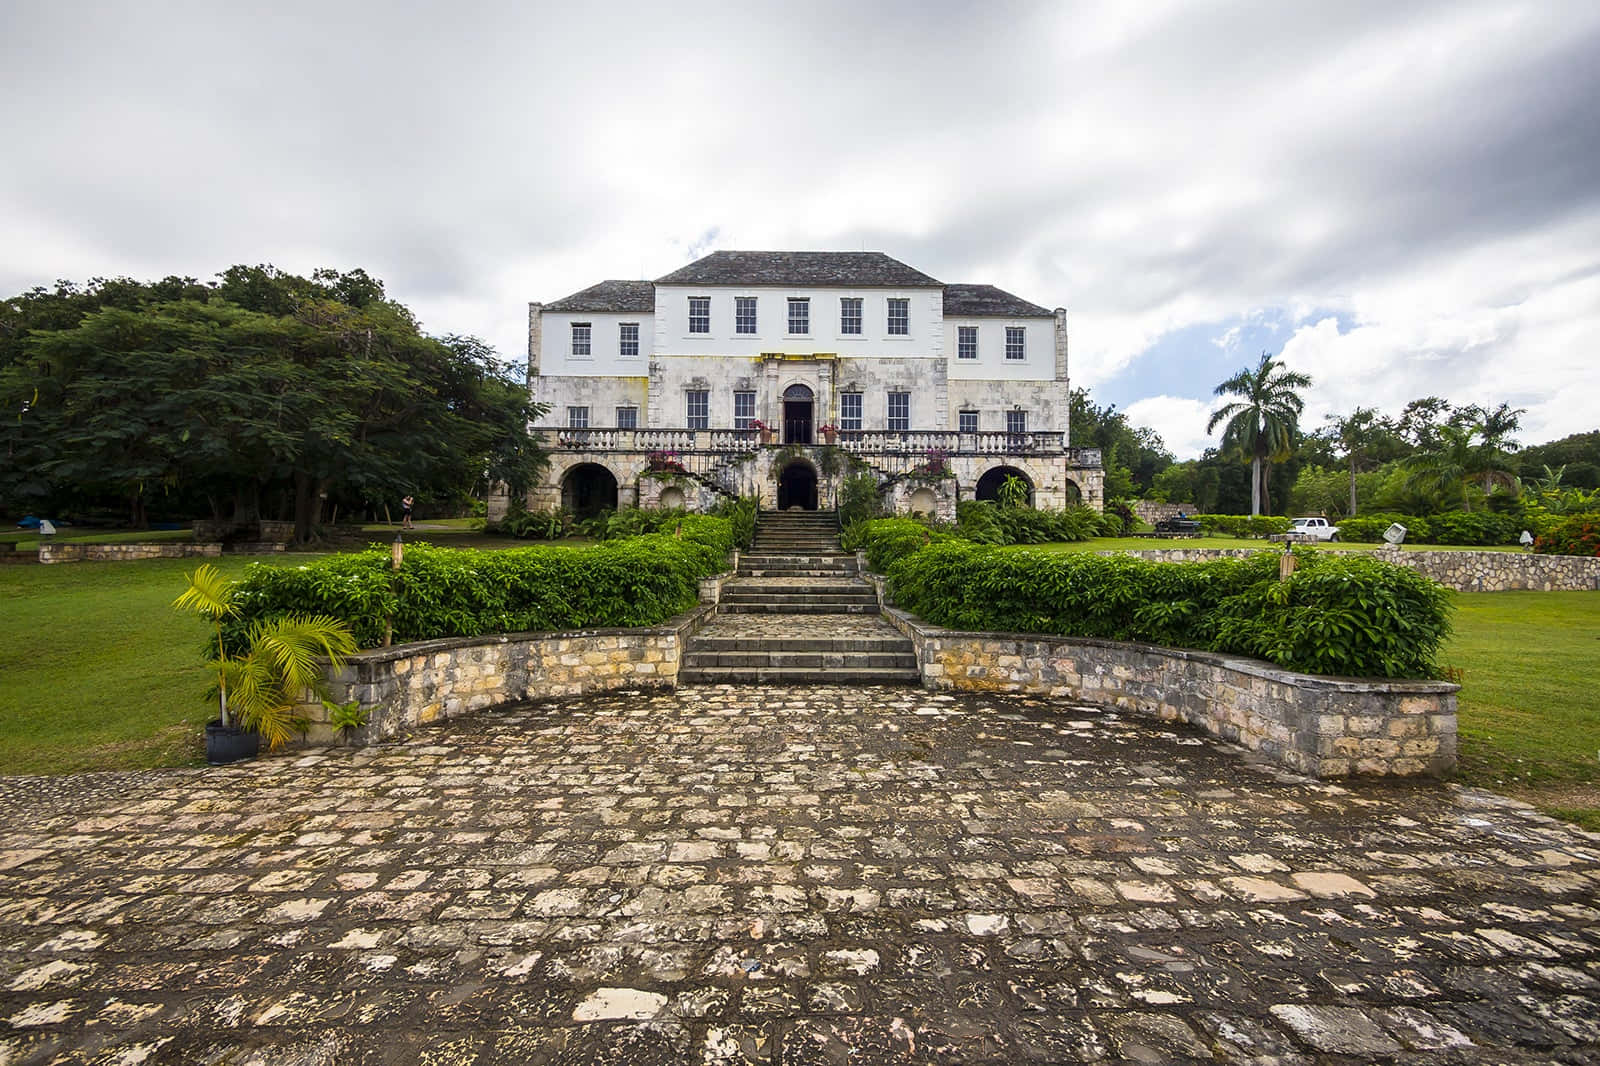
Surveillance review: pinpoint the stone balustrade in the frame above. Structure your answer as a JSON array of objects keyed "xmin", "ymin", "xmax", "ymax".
[{"xmin": 543, "ymin": 425, "xmax": 1103, "ymax": 462}]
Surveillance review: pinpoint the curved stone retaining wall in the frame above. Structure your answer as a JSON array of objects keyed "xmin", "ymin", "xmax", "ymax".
[
  {"xmin": 298, "ymin": 607, "xmax": 709, "ymax": 745},
  {"xmin": 1083, "ymin": 545, "xmax": 1600, "ymax": 592},
  {"xmin": 878, "ymin": 604, "xmax": 1457, "ymax": 779}
]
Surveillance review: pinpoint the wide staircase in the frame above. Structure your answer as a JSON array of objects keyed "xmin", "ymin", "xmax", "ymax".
[{"xmin": 679, "ymin": 510, "xmax": 921, "ymax": 685}]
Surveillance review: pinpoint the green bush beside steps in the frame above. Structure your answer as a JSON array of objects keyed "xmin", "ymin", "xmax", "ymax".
[
  {"xmin": 225, "ymin": 514, "xmax": 738, "ymax": 650},
  {"xmin": 856, "ymin": 519, "xmax": 1453, "ymax": 680}
]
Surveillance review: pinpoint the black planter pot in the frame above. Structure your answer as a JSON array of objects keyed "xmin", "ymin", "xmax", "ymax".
[{"xmin": 205, "ymin": 719, "xmax": 260, "ymax": 765}]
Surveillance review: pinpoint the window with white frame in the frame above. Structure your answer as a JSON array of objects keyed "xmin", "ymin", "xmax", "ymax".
[
  {"xmin": 567, "ymin": 405, "xmax": 589, "ymax": 428},
  {"xmin": 887, "ymin": 391, "xmax": 910, "ymax": 432},
  {"xmin": 685, "ymin": 390, "xmax": 709, "ymax": 429},
  {"xmin": 1007, "ymin": 409, "xmax": 1028, "ymax": 434},
  {"xmin": 958, "ymin": 409, "xmax": 979, "ymax": 433},
  {"xmin": 887, "ymin": 298, "xmax": 909, "ymax": 336},
  {"xmin": 733, "ymin": 390, "xmax": 756, "ymax": 429},
  {"xmin": 735, "ymin": 297, "xmax": 757, "ymax": 335},
  {"xmin": 688, "ymin": 297, "xmax": 711, "ymax": 334},
  {"xmin": 618, "ymin": 322, "xmax": 639, "ymax": 357},
  {"xmin": 787, "ymin": 297, "xmax": 810, "ymax": 335},
  {"xmin": 957, "ymin": 326, "xmax": 978, "ymax": 360},
  {"xmin": 840, "ymin": 297, "xmax": 862, "ymax": 335},
  {"xmin": 1005, "ymin": 326, "xmax": 1026, "ymax": 360},
  {"xmin": 838, "ymin": 391, "xmax": 863, "ymax": 431},
  {"xmin": 615, "ymin": 406, "xmax": 638, "ymax": 429},
  {"xmin": 570, "ymin": 322, "xmax": 591, "ymax": 357}
]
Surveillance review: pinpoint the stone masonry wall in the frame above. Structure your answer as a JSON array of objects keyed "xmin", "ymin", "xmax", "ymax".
[
  {"xmin": 297, "ymin": 607, "xmax": 709, "ymax": 745},
  {"xmin": 39, "ymin": 542, "xmax": 223, "ymax": 564},
  {"xmin": 1088, "ymin": 545, "xmax": 1600, "ymax": 592},
  {"xmin": 877, "ymin": 603, "xmax": 1457, "ymax": 779}
]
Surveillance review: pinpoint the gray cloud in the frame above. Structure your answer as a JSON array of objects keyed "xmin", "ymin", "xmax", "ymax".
[{"xmin": 3, "ymin": 0, "xmax": 1597, "ymax": 450}]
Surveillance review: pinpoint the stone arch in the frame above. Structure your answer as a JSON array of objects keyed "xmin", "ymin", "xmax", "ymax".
[
  {"xmin": 561, "ymin": 462, "xmax": 619, "ymax": 517},
  {"xmin": 974, "ymin": 465, "xmax": 1034, "ymax": 506},
  {"xmin": 908, "ymin": 486, "xmax": 938, "ymax": 516},
  {"xmin": 1063, "ymin": 478, "xmax": 1083, "ymax": 506},
  {"xmin": 777, "ymin": 459, "xmax": 819, "ymax": 511},
  {"xmin": 658, "ymin": 486, "xmax": 686, "ymax": 510}
]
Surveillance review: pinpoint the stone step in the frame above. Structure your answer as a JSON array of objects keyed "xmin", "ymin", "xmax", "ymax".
[
  {"xmin": 740, "ymin": 554, "xmax": 856, "ymax": 564},
  {"xmin": 689, "ymin": 635, "xmax": 912, "ymax": 652},
  {"xmin": 718, "ymin": 602, "xmax": 881, "ymax": 615},
  {"xmin": 719, "ymin": 583, "xmax": 871, "ymax": 598},
  {"xmin": 678, "ymin": 665, "xmax": 921, "ymax": 685},
  {"xmin": 720, "ymin": 591, "xmax": 878, "ymax": 607},
  {"xmin": 682, "ymin": 651, "xmax": 918, "ymax": 670},
  {"xmin": 737, "ymin": 568, "xmax": 860, "ymax": 578}
]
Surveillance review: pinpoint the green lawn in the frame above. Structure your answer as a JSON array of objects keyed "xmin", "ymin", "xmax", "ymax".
[
  {"xmin": 1445, "ymin": 591, "xmax": 1600, "ymax": 829},
  {"xmin": 0, "ymin": 555, "xmax": 320, "ymax": 775}
]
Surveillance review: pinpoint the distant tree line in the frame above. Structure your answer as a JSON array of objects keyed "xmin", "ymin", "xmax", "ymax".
[{"xmin": 0, "ymin": 266, "xmax": 546, "ymax": 541}]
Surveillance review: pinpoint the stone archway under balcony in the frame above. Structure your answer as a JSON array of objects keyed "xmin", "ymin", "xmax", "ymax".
[
  {"xmin": 776, "ymin": 459, "xmax": 819, "ymax": 511},
  {"xmin": 973, "ymin": 465, "xmax": 1035, "ymax": 507},
  {"xmin": 560, "ymin": 462, "xmax": 620, "ymax": 517}
]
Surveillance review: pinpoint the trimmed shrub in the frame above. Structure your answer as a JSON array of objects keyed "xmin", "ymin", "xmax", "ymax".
[
  {"xmin": 1193, "ymin": 514, "xmax": 1293, "ymax": 538},
  {"xmin": 1426, "ymin": 511, "xmax": 1519, "ymax": 546},
  {"xmin": 1335, "ymin": 514, "xmax": 1428, "ymax": 543},
  {"xmin": 228, "ymin": 519, "xmax": 735, "ymax": 649},
  {"xmin": 1534, "ymin": 515, "xmax": 1600, "ymax": 557},
  {"xmin": 883, "ymin": 541, "xmax": 1451, "ymax": 679},
  {"xmin": 858, "ymin": 518, "xmax": 953, "ymax": 573}
]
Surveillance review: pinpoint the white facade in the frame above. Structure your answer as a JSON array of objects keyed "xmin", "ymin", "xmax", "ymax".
[{"xmin": 513, "ymin": 252, "xmax": 1103, "ymax": 517}]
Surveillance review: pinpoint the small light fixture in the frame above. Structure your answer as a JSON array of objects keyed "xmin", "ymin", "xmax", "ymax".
[{"xmin": 391, "ymin": 532, "xmax": 404, "ymax": 570}]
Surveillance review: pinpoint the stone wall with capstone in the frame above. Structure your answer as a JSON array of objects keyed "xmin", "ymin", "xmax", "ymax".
[
  {"xmin": 874, "ymin": 599, "xmax": 1457, "ymax": 779},
  {"xmin": 297, "ymin": 607, "xmax": 709, "ymax": 745}
]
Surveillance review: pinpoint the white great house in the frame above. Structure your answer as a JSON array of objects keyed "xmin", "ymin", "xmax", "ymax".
[{"xmin": 494, "ymin": 251, "xmax": 1103, "ymax": 520}]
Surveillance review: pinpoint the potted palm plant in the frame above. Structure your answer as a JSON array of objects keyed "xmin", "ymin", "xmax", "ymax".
[{"xmin": 174, "ymin": 564, "xmax": 358, "ymax": 764}]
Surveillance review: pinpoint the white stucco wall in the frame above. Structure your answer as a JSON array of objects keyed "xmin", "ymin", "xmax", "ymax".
[
  {"xmin": 944, "ymin": 316, "xmax": 1055, "ymax": 381},
  {"xmin": 532, "ymin": 376, "xmax": 651, "ymax": 428},
  {"xmin": 541, "ymin": 311, "xmax": 654, "ymax": 376},
  {"xmin": 651, "ymin": 285, "xmax": 945, "ymax": 359}
]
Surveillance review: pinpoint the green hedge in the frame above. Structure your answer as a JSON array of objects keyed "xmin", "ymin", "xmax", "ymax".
[
  {"xmin": 953, "ymin": 500, "xmax": 1113, "ymax": 545},
  {"xmin": 1332, "ymin": 511, "xmax": 1521, "ymax": 546},
  {"xmin": 1192, "ymin": 514, "xmax": 1293, "ymax": 538},
  {"xmin": 227, "ymin": 518, "xmax": 735, "ymax": 649},
  {"xmin": 880, "ymin": 536, "xmax": 1452, "ymax": 679}
]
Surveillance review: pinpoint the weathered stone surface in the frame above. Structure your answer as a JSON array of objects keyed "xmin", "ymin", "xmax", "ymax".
[{"xmin": 0, "ymin": 684, "xmax": 1597, "ymax": 1064}]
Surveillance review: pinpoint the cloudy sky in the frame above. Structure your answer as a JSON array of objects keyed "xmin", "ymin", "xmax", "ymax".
[{"xmin": 3, "ymin": 1, "xmax": 1597, "ymax": 457}]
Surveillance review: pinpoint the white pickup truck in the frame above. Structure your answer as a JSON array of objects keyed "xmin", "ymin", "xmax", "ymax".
[{"xmin": 1288, "ymin": 516, "xmax": 1341, "ymax": 542}]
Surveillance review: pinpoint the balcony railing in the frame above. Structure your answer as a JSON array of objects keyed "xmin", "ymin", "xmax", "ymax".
[{"xmin": 547, "ymin": 427, "xmax": 1100, "ymax": 465}]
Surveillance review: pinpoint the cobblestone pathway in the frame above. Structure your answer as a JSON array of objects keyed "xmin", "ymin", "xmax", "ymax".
[{"xmin": 1, "ymin": 686, "xmax": 1598, "ymax": 1064}]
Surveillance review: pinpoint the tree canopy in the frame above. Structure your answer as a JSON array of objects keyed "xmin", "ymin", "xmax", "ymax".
[
  {"xmin": 0, "ymin": 266, "xmax": 545, "ymax": 539},
  {"xmin": 1205, "ymin": 351, "xmax": 1313, "ymax": 516}
]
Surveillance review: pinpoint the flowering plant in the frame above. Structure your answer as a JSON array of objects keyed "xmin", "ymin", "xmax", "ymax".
[
  {"xmin": 647, "ymin": 449, "xmax": 686, "ymax": 473},
  {"xmin": 749, "ymin": 419, "xmax": 771, "ymax": 432},
  {"xmin": 818, "ymin": 423, "xmax": 839, "ymax": 435}
]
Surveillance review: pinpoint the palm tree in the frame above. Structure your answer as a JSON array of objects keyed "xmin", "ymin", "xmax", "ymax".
[
  {"xmin": 1404, "ymin": 423, "xmax": 1519, "ymax": 511},
  {"xmin": 1206, "ymin": 351, "xmax": 1313, "ymax": 516},
  {"xmin": 174, "ymin": 564, "xmax": 357, "ymax": 748}
]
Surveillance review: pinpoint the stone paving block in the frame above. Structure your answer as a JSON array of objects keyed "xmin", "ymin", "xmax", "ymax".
[{"xmin": 0, "ymin": 684, "xmax": 1597, "ymax": 1063}]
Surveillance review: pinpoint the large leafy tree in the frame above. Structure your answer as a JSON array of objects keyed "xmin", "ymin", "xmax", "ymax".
[
  {"xmin": 1325, "ymin": 406, "xmax": 1388, "ymax": 517},
  {"xmin": 0, "ymin": 266, "xmax": 546, "ymax": 539},
  {"xmin": 1206, "ymin": 351, "xmax": 1313, "ymax": 516}
]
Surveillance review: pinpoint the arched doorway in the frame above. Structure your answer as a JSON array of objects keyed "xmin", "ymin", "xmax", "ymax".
[
  {"xmin": 1064, "ymin": 479, "xmax": 1083, "ymax": 506},
  {"xmin": 561, "ymin": 463, "xmax": 618, "ymax": 517},
  {"xmin": 777, "ymin": 461, "xmax": 818, "ymax": 511},
  {"xmin": 782, "ymin": 383, "xmax": 814, "ymax": 444},
  {"xmin": 974, "ymin": 466, "xmax": 1034, "ymax": 506}
]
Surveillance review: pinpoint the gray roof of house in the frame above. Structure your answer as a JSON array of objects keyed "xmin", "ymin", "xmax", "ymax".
[
  {"xmin": 942, "ymin": 284, "xmax": 1053, "ymax": 317},
  {"xmin": 543, "ymin": 280, "xmax": 655, "ymax": 313},
  {"xmin": 655, "ymin": 251, "xmax": 942, "ymax": 288}
]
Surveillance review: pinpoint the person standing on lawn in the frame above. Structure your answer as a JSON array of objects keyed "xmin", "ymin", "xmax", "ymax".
[{"xmin": 401, "ymin": 494, "xmax": 414, "ymax": 529}]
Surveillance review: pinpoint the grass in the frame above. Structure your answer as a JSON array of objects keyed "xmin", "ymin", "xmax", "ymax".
[
  {"xmin": 1445, "ymin": 591, "xmax": 1600, "ymax": 829},
  {"xmin": 0, "ymin": 555, "xmax": 326, "ymax": 775}
]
